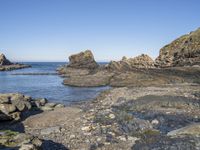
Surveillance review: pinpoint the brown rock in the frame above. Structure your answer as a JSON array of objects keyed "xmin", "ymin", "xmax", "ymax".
[
  {"xmin": 108, "ymin": 54, "xmax": 155, "ymax": 71},
  {"xmin": 155, "ymin": 27, "xmax": 200, "ymax": 67},
  {"xmin": 63, "ymin": 70, "xmax": 113, "ymax": 87},
  {"xmin": 68, "ymin": 50, "xmax": 99, "ymax": 69},
  {"xmin": 0, "ymin": 104, "xmax": 16, "ymax": 114}
]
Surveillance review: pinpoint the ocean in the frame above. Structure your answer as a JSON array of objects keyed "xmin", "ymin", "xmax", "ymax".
[{"xmin": 0, "ymin": 62, "xmax": 109, "ymax": 105}]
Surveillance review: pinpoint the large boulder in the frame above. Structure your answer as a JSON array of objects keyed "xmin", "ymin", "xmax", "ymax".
[
  {"xmin": 107, "ymin": 54, "xmax": 155, "ymax": 71},
  {"xmin": 155, "ymin": 27, "xmax": 200, "ymax": 67},
  {"xmin": 0, "ymin": 93, "xmax": 64, "ymax": 121},
  {"xmin": 68, "ymin": 50, "xmax": 99, "ymax": 69},
  {"xmin": 0, "ymin": 53, "xmax": 12, "ymax": 66}
]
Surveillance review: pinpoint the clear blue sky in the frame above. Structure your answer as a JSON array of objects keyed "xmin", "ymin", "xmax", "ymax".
[{"xmin": 0, "ymin": 0, "xmax": 199, "ymax": 62}]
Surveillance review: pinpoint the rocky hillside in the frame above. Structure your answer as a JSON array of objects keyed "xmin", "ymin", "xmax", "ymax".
[{"xmin": 156, "ymin": 27, "xmax": 200, "ymax": 67}]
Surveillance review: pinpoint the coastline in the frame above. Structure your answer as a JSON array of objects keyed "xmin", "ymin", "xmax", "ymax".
[{"xmin": 1, "ymin": 83, "xmax": 199, "ymax": 149}]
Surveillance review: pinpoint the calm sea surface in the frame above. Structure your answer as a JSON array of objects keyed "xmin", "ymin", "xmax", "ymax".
[{"xmin": 0, "ymin": 62, "xmax": 109, "ymax": 105}]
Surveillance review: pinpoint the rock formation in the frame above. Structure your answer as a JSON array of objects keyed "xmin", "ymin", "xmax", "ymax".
[
  {"xmin": 107, "ymin": 54, "xmax": 155, "ymax": 71},
  {"xmin": 155, "ymin": 27, "xmax": 200, "ymax": 67},
  {"xmin": 0, "ymin": 53, "xmax": 31, "ymax": 71},
  {"xmin": 0, "ymin": 53, "xmax": 12, "ymax": 66},
  {"xmin": 68, "ymin": 50, "xmax": 99, "ymax": 69},
  {"xmin": 0, "ymin": 130, "xmax": 43, "ymax": 150},
  {"xmin": 57, "ymin": 50, "xmax": 99, "ymax": 77},
  {"xmin": 0, "ymin": 93, "xmax": 64, "ymax": 121}
]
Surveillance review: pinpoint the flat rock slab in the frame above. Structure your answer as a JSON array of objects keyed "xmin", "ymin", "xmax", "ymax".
[
  {"xmin": 167, "ymin": 123, "xmax": 200, "ymax": 137},
  {"xmin": 23, "ymin": 107, "xmax": 81, "ymax": 129}
]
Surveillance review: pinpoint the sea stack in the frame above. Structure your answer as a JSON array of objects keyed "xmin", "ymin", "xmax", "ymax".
[
  {"xmin": 0, "ymin": 53, "xmax": 31, "ymax": 71},
  {"xmin": 68, "ymin": 50, "xmax": 99, "ymax": 69},
  {"xmin": 155, "ymin": 27, "xmax": 200, "ymax": 67},
  {"xmin": 57, "ymin": 50, "xmax": 99, "ymax": 76},
  {"xmin": 0, "ymin": 53, "xmax": 12, "ymax": 66}
]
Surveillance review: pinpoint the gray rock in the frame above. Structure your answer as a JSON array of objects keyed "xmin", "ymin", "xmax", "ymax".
[
  {"xmin": 167, "ymin": 123, "xmax": 200, "ymax": 137},
  {"xmin": 0, "ymin": 53, "xmax": 12, "ymax": 66},
  {"xmin": 0, "ymin": 104, "xmax": 16, "ymax": 114},
  {"xmin": 40, "ymin": 126, "xmax": 61, "ymax": 135}
]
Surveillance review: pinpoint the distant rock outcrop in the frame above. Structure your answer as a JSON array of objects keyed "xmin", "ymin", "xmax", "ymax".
[
  {"xmin": 0, "ymin": 53, "xmax": 31, "ymax": 71},
  {"xmin": 0, "ymin": 53, "xmax": 12, "ymax": 66},
  {"xmin": 107, "ymin": 54, "xmax": 155, "ymax": 71},
  {"xmin": 68, "ymin": 50, "xmax": 99, "ymax": 69},
  {"xmin": 155, "ymin": 27, "xmax": 200, "ymax": 67}
]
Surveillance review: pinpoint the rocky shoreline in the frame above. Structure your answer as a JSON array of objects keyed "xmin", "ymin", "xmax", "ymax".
[
  {"xmin": 0, "ymin": 28, "xmax": 200, "ymax": 149},
  {"xmin": 1, "ymin": 83, "xmax": 199, "ymax": 149},
  {"xmin": 0, "ymin": 93, "xmax": 64, "ymax": 149}
]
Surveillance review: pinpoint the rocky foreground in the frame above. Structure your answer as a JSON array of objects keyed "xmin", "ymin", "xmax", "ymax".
[
  {"xmin": 0, "ymin": 93, "xmax": 64, "ymax": 149},
  {"xmin": 1, "ymin": 84, "xmax": 200, "ymax": 150},
  {"xmin": 0, "ymin": 53, "xmax": 31, "ymax": 71}
]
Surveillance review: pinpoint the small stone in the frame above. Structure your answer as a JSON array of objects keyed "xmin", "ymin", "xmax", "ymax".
[
  {"xmin": 45, "ymin": 103, "xmax": 57, "ymax": 108},
  {"xmin": 97, "ymin": 137, "xmax": 102, "ymax": 142},
  {"xmin": 69, "ymin": 134, "xmax": 76, "ymax": 139},
  {"xmin": 55, "ymin": 103, "xmax": 65, "ymax": 108},
  {"xmin": 151, "ymin": 119, "xmax": 159, "ymax": 125},
  {"xmin": 127, "ymin": 136, "xmax": 140, "ymax": 144},
  {"xmin": 118, "ymin": 136, "xmax": 127, "ymax": 141},
  {"xmin": 40, "ymin": 106, "xmax": 54, "ymax": 111},
  {"xmin": 108, "ymin": 113, "xmax": 115, "ymax": 119},
  {"xmin": 19, "ymin": 144, "xmax": 35, "ymax": 150},
  {"xmin": 81, "ymin": 126, "xmax": 93, "ymax": 132}
]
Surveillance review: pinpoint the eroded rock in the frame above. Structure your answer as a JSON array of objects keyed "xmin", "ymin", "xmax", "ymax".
[
  {"xmin": 155, "ymin": 27, "xmax": 200, "ymax": 67},
  {"xmin": 0, "ymin": 93, "xmax": 65, "ymax": 121},
  {"xmin": 68, "ymin": 50, "xmax": 99, "ymax": 69},
  {"xmin": 0, "ymin": 54, "xmax": 12, "ymax": 66},
  {"xmin": 107, "ymin": 54, "xmax": 155, "ymax": 71}
]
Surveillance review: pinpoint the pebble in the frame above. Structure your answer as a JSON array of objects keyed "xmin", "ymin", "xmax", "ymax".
[
  {"xmin": 109, "ymin": 113, "xmax": 115, "ymax": 119},
  {"xmin": 81, "ymin": 126, "xmax": 92, "ymax": 132},
  {"xmin": 151, "ymin": 119, "xmax": 159, "ymax": 125}
]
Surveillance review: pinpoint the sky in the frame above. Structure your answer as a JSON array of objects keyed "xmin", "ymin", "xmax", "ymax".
[{"xmin": 0, "ymin": 0, "xmax": 200, "ymax": 62}]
